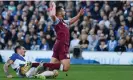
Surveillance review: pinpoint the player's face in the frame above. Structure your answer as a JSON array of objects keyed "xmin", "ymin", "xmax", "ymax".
[
  {"xmin": 20, "ymin": 47, "xmax": 26, "ymax": 57},
  {"xmin": 61, "ymin": 8, "xmax": 66, "ymax": 18}
]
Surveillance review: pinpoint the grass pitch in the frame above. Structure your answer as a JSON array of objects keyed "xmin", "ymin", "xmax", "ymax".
[{"xmin": 0, "ymin": 63, "xmax": 132, "ymax": 80}]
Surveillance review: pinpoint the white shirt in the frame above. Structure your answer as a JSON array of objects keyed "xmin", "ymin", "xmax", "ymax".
[
  {"xmin": 108, "ymin": 40, "xmax": 117, "ymax": 51},
  {"xmin": 99, "ymin": 20, "xmax": 110, "ymax": 28},
  {"xmin": 70, "ymin": 39, "xmax": 80, "ymax": 49}
]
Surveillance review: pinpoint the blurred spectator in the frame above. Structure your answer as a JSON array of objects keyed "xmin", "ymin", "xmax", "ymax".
[
  {"xmin": 91, "ymin": 4, "xmax": 101, "ymax": 20},
  {"xmin": 108, "ymin": 29, "xmax": 115, "ymax": 39},
  {"xmin": 31, "ymin": 33, "xmax": 41, "ymax": 45},
  {"xmin": 88, "ymin": 34, "xmax": 98, "ymax": 51},
  {"xmin": 0, "ymin": 1, "xmax": 4, "ymax": 14},
  {"xmin": 88, "ymin": 29, "xmax": 98, "ymax": 51},
  {"xmin": 127, "ymin": 43, "xmax": 133, "ymax": 52},
  {"xmin": 8, "ymin": 1, "xmax": 16, "ymax": 12},
  {"xmin": 44, "ymin": 23, "xmax": 54, "ymax": 37},
  {"xmin": 114, "ymin": 38, "xmax": 126, "ymax": 52},
  {"xmin": 128, "ymin": 27, "xmax": 133, "ymax": 36},
  {"xmin": 23, "ymin": 34, "xmax": 31, "ymax": 50},
  {"xmin": 131, "ymin": 36, "xmax": 133, "ymax": 44},
  {"xmin": 45, "ymin": 34, "xmax": 54, "ymax": 50},
  {"xmin": 3, "ymin": 28, "xmax": 12, "ymax": 44},
  {"xmin": 2, "ymin": 6, "xmax": 8, "ymax": 19},
  {"xmin": 116, "ymin": 25, "xmax": 127, "ymax": 39},
  {"xmin": 96, "ymin": 33, "xmax": 107, "ymax": 48},
  {"xmin": 0, "ymin": 1, "xmax": 132, "ymax": 52},
  {"xmin": 16, "ymin": 31, "xmax": 24, "ymax": 46},
  {"xmin": 96, "ymin": 40, "xmax": 108, "ymax": 51},
  {"xmin": 98, "ymin": 22, "xmax": 109, "ymax": 37},
  {"xmin": 126, "ymin": 16, "xmax": 133, "ymax": 28},
  {"xmin": 39, "ymin": 31, "xmax": 45, "ymax": 40},
  {"xmin": 70, "ymin": 33, "xmax": 80, "ymax": 50},
  {"xmin": 103, "ymin": 4, "xmax": 111, "ymax": 17},
  {"xmin": 99, "ymin": 15, "xmax": 110, "ymax": 28},
  {"xmin": 31, "ymin": 41, "xmax": 40, "ymax": 50},
  {"xmin": 79, "ymin": 33, "xmax": 89, "ymax": 51},
  {"xmin": 11, "ymin": 29, "xmax": 17, "ymax": 44},
  {"xmin": 0, "ymin": 15, "xmax": 2, "ymax": 26},
  {"xmin": 40, "ymin": 38, "xmax": 49, "ymax": 50},
  {"xmin": 0, "ymin": 36, "xmax": 5, "ymax": 49},
  {"xmin": 107, "ymin": 35, "xmax": 117, "ymax": 51},
  {"xmin": 4, "ymin": 40, "xmax": 15, "ymax": 50},
  {"xmin": 125, "ymin": 35, "xmax": 131, "ymax": 47}
]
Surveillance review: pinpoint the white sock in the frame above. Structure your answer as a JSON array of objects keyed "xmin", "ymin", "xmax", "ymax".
[
  {"xmin": 25, "ymin": 67, "xmax": 36, "ymax": 78},
  {"xmin": 39, "ymin": 71, "xmax": 54, "ymax": 77},
  {"xmin": 60, "ymin": 64, "xmax": 63, "ymax": 71}
]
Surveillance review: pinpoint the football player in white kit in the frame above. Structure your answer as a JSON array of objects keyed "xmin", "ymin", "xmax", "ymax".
[{"xmin": 3, "ymin": 46, "xmax": 58, "ymax": 79}]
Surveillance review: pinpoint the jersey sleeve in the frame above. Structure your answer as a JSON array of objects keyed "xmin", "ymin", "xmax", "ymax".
[
  {"xmin": 49, "ymin": 16, "xmax": 60, "ymax": 25},
  {"xmin": 10, "ymin": 54, "xmax": 17, "ymax": 62},
  {"xmin": 64, "ymin": 20, "xmax": 70, "ymax": 26}
]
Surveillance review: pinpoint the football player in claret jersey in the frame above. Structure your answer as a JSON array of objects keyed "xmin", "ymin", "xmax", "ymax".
[
  {"xmin": 28, "ymin": 2, "xmax": 84, "ymax": 73},
  {"xmin": 40, "ymin": 2, "xmax": 84, "ymax": 72}
]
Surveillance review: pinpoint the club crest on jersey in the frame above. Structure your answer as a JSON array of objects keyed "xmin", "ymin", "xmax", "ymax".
[{"xmin": 66, "ymin": 54, "xmax": 70, "ymax": 58}]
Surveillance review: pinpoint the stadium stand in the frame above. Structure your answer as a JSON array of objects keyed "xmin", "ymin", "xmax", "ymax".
[{"xmin": 0, "ymin": 1, "xmax": 133, "ymax": 52}]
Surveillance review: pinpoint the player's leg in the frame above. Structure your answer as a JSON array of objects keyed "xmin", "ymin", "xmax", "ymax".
[
  {"xmin": 34, "ymin": 70, "xmax": 58, "ymax": 79},
  {"xmin": 38, "ymin": 70, "xmax": 58, "ymax": 78},
  {"xmin": 31, "ymin": 62, "xmax": 62, "ymax": 71},
  {"xmin": 59, "ymin": 43, "xmax": 70, "ymax": 71},
  {"xmin": 25, "ymin": 67, "xmax": 37, "ymax": 78},
  {"xmin": 50, "ymin": 40, "xmax": 60, "ymax": 64},
  {"xmin": 31, "ymin": 41, "xmax": 63, "ymax": 71},
  {"xmin": 44, "ymin": 58, "xmax": 70, "ymax": 72},
  {"xmin": 60, "ymin": 59, "xmax": 70, "ymax": 71},
  {"xmin": 39, "ymin": 41, "xmax": 63, "ymax": 71},
  {"xmin": 31, "ymin": 57, "xmax": 62, "ymax": 71},
  {"xmin": 50, "ymin": 57, "xmax": 60, "ymax": 63}
]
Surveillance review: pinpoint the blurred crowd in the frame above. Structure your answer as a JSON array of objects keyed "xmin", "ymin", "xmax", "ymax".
[{"xmin": 0, "ymin": 1, "xmax": 133, "ymax": 52}]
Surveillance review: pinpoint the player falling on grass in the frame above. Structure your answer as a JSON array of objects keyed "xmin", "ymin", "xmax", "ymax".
[
  {"xmin": 31, "ymin": 2, "xmax": 84, "ymax": 72},
  {"xmin": 3, "ymin": 46, "xmax": 58, "ymax": 79}
]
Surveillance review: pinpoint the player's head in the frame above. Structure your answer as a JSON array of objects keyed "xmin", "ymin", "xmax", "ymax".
[
  {"xmin": 14, "ymin": 46, "xmax": 26, "ymax": 56},
  {"xmin": 56, "ymin": 6, "xmax": 65, "ymax": 18}
]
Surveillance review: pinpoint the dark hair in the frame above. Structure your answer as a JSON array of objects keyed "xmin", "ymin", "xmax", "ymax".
[
  {"xmin": 56, "ymin": 6, "xmax": 63, "ymax": 13},
  {"xmin": 100, "ymin": 39, "xmax": 106, "ymax": 43},
  {"xmin": 14, "ymin": 45, "xmax": 22, "ymax": 53}
]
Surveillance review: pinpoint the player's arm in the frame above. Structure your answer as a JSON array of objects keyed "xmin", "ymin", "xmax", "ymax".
[
  {"xmin": 3, "ymin": 59, "xmax": 13, "ymax": 78},
  {"xmin": 49, "ymin": 2, "xmax": 58, "ymax": 22},
  {"xmin": 69, "ymin": 8, "xmax": 84, "ymax": 25}
]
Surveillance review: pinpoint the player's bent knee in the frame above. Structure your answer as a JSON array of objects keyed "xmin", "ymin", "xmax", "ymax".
[
  {"xmin": 63, "ymin": 65, "xmax": 70, "ymax": 72},
  {"xmin": 61, "ymin": 59, "xmax": 70, "ymax": 71}
]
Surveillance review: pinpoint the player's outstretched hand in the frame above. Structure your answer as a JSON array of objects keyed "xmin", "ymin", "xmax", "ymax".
[
  {"xmin": 7, "ymin": 74, "xmax": 13, "ymax": 78},
  {"xmin": 48, "ymin": 1, "xmax": 56, "ymax": 16},
  {"xmin": 79, "ymin": 8, "xmax": 84, "ymax": 16},
  {"xmin": 50, "ymin": 2, "xmax": 56, "ymax": 9}
]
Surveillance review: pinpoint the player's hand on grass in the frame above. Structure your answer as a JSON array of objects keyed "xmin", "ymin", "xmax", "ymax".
[{"xmin": 7, "ymin": 74, "xmax": 13, "ymax": 78}]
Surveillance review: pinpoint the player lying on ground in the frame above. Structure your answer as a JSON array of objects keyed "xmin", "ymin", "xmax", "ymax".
[
  {"xmin": 29, "ymin": 2, "xmax": 85, "ymax": 73},
  {"xmin": 3, "ymin": 45, "xmax": 58, "ymax": 79}
]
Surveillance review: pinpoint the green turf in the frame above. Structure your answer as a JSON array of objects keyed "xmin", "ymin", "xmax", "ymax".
[{"xmin": 0, "ymin": 63, "xmax": 132, "ymax": 80}]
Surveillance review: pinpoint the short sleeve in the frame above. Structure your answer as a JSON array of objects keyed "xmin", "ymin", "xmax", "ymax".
[
  {"xmin": 49, "ymin": 17, "xmax": 60, "ymax": 25},
  {"xmin": 64, "ymin": 20, "xmax": 70, "ymax": 25},
  {"xmin": 10, "ymin": 54, "xmax": 17, "ymax": 62}
]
